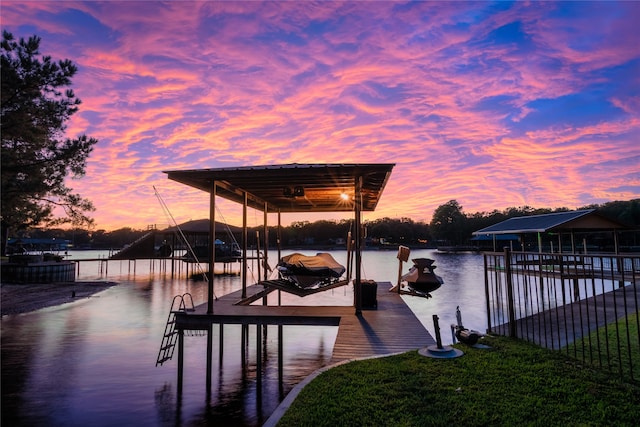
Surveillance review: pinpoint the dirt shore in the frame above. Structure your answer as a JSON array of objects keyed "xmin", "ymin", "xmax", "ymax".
[{"xmin": 1, "ymin": 281, "xmax": 117, "ymax": 316}]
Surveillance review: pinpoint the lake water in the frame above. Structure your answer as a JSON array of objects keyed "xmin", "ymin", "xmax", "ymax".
[{"xmin": 1, "ymin": 249, "xmax": 486, "ymax": 426}]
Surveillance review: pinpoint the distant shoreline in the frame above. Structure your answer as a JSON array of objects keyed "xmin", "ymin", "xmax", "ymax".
[{"xmin": 1, "ymin": 281, "xmax": 117, "ymax": 316}]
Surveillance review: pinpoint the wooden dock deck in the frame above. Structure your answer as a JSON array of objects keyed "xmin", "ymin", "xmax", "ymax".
[{"xmin": 176, "ymin": 281, "xmax": 435, "ymax": 362}]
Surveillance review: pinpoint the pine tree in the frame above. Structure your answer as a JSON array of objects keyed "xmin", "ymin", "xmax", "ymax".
[{"xmin": 1, "ymin": 31, "xmax": 97, "ymax": 255}]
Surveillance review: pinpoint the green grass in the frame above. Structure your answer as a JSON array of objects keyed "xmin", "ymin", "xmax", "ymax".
[
  {"xmin": 566, "ymin": 312, "xmax": 640, "ymax": 381},
  {"xmin": 277, "ymin": 336, "xmax": 640, "ymax": 427}
]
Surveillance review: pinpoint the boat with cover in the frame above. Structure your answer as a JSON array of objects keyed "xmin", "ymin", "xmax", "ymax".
[
  {"xmin": 401, "ymin": 258, "xmax": 443, "ymax": 294},
  {"xmin": 277, "ymin": 252, "xmax": 346, "ymax": 289}
]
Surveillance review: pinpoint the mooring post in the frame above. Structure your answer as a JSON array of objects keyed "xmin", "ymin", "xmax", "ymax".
[
  {"xmin": 241, "ymin": 324, "xmax": 247, "ymax": 371},
  {"xmin": 420, "ymin": 314, "xmax": 464, "ymax": 359},
  {"xmin": 206, "ymin": 324, "xmax": 213, "ymax": 395},
  {"xmin": 177, "ymin": 329, "xmax": 184, "ymax": 398},
  {"xmin": 433, "ymin": 314, "xmax": 443, "ymax": 349},
  {"xmin": 219, "ymin": 323, "xmax": 224, "ymax": 364},
  {"xmin": 256, "ymin": 323, "xmax": 262, "ymax": 391},
  {"xmin": 278, "ymin": 325, "xmax": 284, "ymax": 398}
]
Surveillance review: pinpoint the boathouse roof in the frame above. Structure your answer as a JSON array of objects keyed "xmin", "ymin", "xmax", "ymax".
[
  {"xmin": 164, "ymin": 163, "xmax": 395, "ymax": 213},
  {"xmin": 472, "ymin": 209, "xmax": 628, "ymax": 236}
]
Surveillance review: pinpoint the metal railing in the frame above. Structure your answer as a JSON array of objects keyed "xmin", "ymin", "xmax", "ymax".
[{"xmin": 484, "ymin": 248, "xmax": 640, "ymax": 383}]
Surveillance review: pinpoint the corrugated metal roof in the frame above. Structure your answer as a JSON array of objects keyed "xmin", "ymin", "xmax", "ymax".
[
  {"xmin": 472, "ymin": 209, "xmax": 627, "ymax": 235},
  {"xmin": 164, "ymin": 163, "xmax": 394, "ymax": 213}
]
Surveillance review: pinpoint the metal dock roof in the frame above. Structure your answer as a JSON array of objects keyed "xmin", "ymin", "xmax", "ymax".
[
  {"xmin": 164, "ymin": 163, "xmax": 394, "ymax": 213},
  {"xmin": 472, "ymin": 209, "xmax": 628, "ymax": 235}
]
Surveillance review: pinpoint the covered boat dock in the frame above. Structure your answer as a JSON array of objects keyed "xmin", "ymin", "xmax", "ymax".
[
  {"xmin": 164, "ymin": 163, "xmax": 395, "ymax": 314},
  {"xmin": 159, "ymin": 163, "xmax": 437, "ymax": 399},
  {"xmin": 472, "ymin": 209, "xmax": 629, "ymax": 253}
]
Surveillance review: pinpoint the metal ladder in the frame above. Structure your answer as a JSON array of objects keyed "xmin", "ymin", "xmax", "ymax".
[{"xmin": 155, "ymin": 293, "xmax": 195, "ymax": 366}]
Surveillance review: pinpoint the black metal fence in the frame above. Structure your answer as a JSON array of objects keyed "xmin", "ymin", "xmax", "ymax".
[{"xmin": 484, "ymin": 249, "xmax": 640, "ymax": 383}]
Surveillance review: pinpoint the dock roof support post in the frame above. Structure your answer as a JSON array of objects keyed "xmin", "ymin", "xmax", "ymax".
[
  {"xmin": 263, "ymin": 202, "xmax": 269, "ymax": 305},
  {"xmin": 206, "ymin": 324, "xmax": 213, "ymax": 396},
  {"xmin": 277, "ymin": 210, "xmax": 282, "ymax": 306},
  {"xmin": 558, "ymin": 233, "xmax": 563, "ymax": 254},
  {"xmin": 242, "ymin": 191, "xmax": 248, "ymax": 299},
  {"xmin": 177, "ymin": 328, "xmax": 184, "ymax": 397},
  {"xmin": 263, "ymin": 202, "xmax": 269, "ymax": 282},
  {"xmin": 208, "ymin": 181, "xmax": 216, "ymax": 314},
  {"xmin": 277, "ymin": 211, "xmax": 282, "ymax": 260},
  {"xmin": 537, "ymin": 232, "xmax": 542, "ymax": 253},
  {"xmin": 354, "ymin": 175, "xmax": 363, "ymax": 315}
]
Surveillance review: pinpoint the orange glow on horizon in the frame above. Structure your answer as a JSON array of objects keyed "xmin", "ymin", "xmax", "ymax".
[{"xmin": 3, "ymin": 1, "xmax": 638, "ymax": 231}]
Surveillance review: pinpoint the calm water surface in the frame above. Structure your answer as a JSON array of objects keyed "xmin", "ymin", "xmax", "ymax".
[{"xmin": 1, "ymin": 249, "xmax": 485, "ymax": 426}]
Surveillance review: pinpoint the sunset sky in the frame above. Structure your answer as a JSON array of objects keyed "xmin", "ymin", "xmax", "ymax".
[{"xmin": 3, "ymin": 1, "xmax": 639, "ymax": 231}]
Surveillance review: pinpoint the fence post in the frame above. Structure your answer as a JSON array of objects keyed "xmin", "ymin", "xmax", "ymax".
[
  {"xmin": 483, "ymin": 253, "xmax": 492, "ymax": 334},
  {"xmin": 504, "ymin": 247, "xmax": 517, "ymax": 338}
]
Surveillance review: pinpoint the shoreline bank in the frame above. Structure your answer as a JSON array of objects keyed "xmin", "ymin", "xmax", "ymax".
[{"xmin": 1, "ymin": 281, "xmax": 118, "ymax": 316}]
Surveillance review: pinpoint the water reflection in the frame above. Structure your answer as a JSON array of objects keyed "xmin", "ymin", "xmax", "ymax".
[
  {"xmin": 361, "ymin": 249, "xmax": 488, "ymax": 341},
  {"xmin": 2, "ymin": 249, "xmax": 485, "ymax": 426}
]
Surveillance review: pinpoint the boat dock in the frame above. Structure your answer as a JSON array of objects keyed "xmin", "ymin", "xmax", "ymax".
[
  {"xmin": 156, "ymin": 163, "xmax": 435, "ymax": 409},
  {"xmin": 174, "ymin": 281, "xmax": 435, "ymax": 364}
]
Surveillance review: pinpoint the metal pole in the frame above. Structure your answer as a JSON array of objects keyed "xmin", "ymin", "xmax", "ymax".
[
  {"xmin": 177, "ymin": 329, "xmax": 184, "ymax": 397},
  {"xmin": 397, "ymin": 259, "xmax": 403, "ymax": 294},
  {"xmin": 354, "ymin": 176, "xmax": 362, "ymax": 315},
  {"xmin": 483, "ymin": 254, "xmax": 492, "ymax": 333},
  {"xmin": 206, "ymin": 324, "xmax": 213, "ymax": 395},
  {"xmin": 219, "ymin": 323, "xmax": 224, "ymax": 364},
  {"xmin": 241, "ymin": 324, "xmax": 247, "ymax": 371},
  {"xmin": 208, "ymin": 181, "xmax": 216, "ymax": 314},
  {"xmin": 277, "ymin": 211, "xmax": 282, "ymax": 306},
  {"xmin": 242, "ymin": 192, "xmax": 248, "ymax": 299},
  {"xmin": 346, "ymin": 231, "xmax": 352, "ymax": 282},
  {"xmin": 256, "ymin": 231, "xmax": 261, "ymax": 283},
  {"xmin": 263, "ymin": 202, "xmax": 269, "ymax": 280},
  {"xmin": 277, "ymin": 211, "xmax": 282, "ymax": 261},
  {"xmin": 538, "ymin": 232, "xmax": 542, "ymax": 253},
  {"xmin": 263, "ymin": 203, "xmax": 269, "ymax": 306},
  {"xmin": 433, "ymin": 315, "xmax": 443, "ymax": 349},
  {"xmin": 278, "ymin": 325, "xmax": 284, "ymax": 398},
  {"xmin": 504, "ymin": 247, "xmax": 516, "ymax": 338},
  {"xmin": 256, "ymin": 323, "xmax": 262, "ymax": 391}
]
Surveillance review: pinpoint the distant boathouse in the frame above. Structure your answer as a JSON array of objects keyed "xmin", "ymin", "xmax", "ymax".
[{"xmin": 473, "ymin": 209, "xmax": 639, "ymax": 383}]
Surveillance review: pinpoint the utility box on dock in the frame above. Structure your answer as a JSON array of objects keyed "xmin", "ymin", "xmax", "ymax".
[{"xmin": 361, "ymin": 280, "xmax": 378, "ymax": 309}]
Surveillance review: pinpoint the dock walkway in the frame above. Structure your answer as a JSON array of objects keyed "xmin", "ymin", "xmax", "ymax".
[
  {"xmin": 178, "ymin": 281, "xmax": 435, "ymax": 363},
  {"xmin": 492, "ymin": 283, "xmax": 640, "ymax": 349}
]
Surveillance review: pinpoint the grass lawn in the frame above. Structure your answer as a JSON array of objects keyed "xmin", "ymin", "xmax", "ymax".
[
  {"xmin": 566, "ymin": 311, "xmax": 640, "ymax": 381},
  {"xmin": 277, "ymin": 335, "xmax": 640, "ymax": 426}
]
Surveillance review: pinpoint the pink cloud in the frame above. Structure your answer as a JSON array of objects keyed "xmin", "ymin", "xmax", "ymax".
[{"xmin": 3, "ymin": 1, "xmax": 638, "ymax": 230}]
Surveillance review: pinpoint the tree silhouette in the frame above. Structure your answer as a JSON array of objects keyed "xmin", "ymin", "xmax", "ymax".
[
  {"xmin": 430, "ymin": 200, "xmax": 466, "ymax": 245},
  {"xmin": 1, "ymin": 31, "xmax": 97, "ymax": 255}
]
